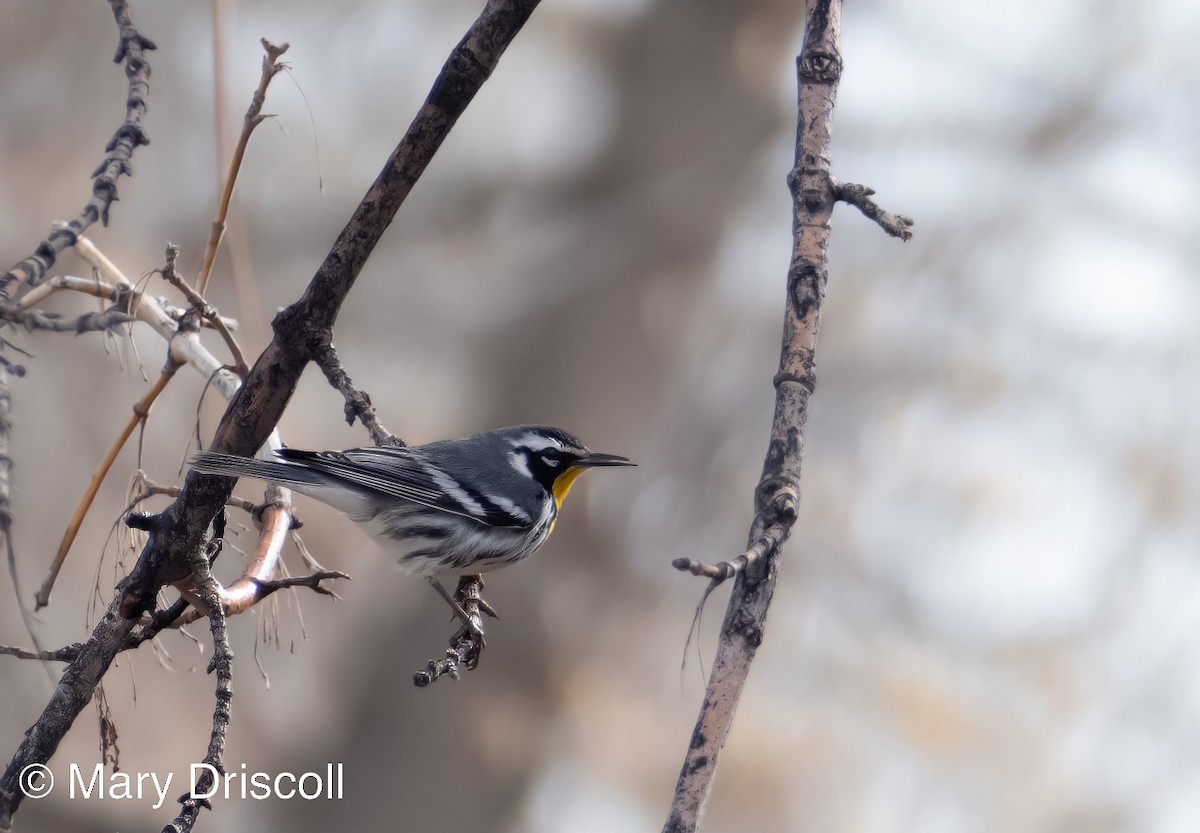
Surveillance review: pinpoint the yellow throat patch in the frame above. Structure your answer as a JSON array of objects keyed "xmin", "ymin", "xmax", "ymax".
[{"xmin": 548, "ymin": 466, "xmax": 589, "ymax": 535}]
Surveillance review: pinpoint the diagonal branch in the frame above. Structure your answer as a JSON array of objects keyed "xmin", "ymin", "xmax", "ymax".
[
  {"xmin": 195, "ymin": 39, "xmax": 289, "ymax": 297},
  {"xmin": 311, "ymin": 334, "xmax": 399, "ymax": 447},
  {"xmin": 36, "ymin": 363, "xmax": 180, "ymax": 610},
  {"xmin": 663, "ymin": 2, "xmax": 912, "ymax": 831},
  {"xmin": 0, "ymin": 3, "xmax": 543, "ymax": 829},
  {"xmin": 0, "ymin": 0, "xmax": 154, "ymax": 302}
]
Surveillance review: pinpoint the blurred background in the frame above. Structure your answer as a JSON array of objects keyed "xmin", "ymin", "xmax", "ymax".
[{"xmin": 2, "ymin": 0, "xmax": 1198, "ymax": 831}]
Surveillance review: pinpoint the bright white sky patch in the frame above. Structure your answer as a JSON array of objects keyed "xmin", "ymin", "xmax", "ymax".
[{"xmin": 1028, "ymin": 231, "xmax": 1195, "ymax": 347}]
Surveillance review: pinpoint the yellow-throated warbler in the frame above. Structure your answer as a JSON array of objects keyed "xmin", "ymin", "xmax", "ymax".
[{"xmin": 190, "ymin": 426, "xmax": 634, "ymax": 581}]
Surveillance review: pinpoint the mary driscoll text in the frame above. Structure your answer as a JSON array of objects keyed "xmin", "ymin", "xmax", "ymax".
[{"xmin": 17, "ymin": 761, "xmax": 344, "ymax": 809}]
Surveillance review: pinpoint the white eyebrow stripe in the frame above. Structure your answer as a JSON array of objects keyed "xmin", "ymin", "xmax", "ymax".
[{"xmin": 515, "ymin": 432, "xmax": 563, "ymax": 453}]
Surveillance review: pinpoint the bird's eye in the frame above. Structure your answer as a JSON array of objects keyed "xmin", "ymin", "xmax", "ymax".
[{"xmin": 540, "ymin": 453, "xmax": 559, "ymax": 468}]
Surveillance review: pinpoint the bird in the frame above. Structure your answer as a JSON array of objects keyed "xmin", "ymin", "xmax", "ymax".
[{"xmin": 190, "ymin": 425, "xmax": 634, "ymax": 621}]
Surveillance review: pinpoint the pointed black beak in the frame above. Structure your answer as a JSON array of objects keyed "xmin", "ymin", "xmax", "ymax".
[{"xmin": 575, "ymin": 452, "xmax": 636, "ymax": 468}]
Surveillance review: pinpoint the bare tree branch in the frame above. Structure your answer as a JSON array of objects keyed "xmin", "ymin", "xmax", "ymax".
[
  {"xmin": 195, "ymin": 39, "xmax": 290, "ymax": 298},
  {"xmin": 0, "ymin": 0, "xmax": 154, "ymax": 301},
  {"xmin": 159, "ymin": 243, "xmax": 249, "ymax": 378},
  {"xmin": 413, "ymin": 575, "xmax": 488, "ymax": 687},
  {"xmin": 0, "ymin": 305, "xmax": 134, "ymax": 334},
  {"xmin": 165, "ymin": 525, "xmax": 233, "ymax": 833},
  {"xmin": 663, "ymin": 3, "xmax": 912, "ymax": 831},
  {"xmin": 37, "ymin": 363, "xmax": 180, "ymax": 609},
  {"xmin": 311, "ymin": 335, "xmax": 400, "ymax": 447},
  {"xmin": 834, "ymin": 179, "xmax": 914, "ymax": 239}
]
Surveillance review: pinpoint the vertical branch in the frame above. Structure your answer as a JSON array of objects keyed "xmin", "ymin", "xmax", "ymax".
[
  {"xmin": 165, "ymin": 530, "xmax": 233, "ymax": 833},
  {"xmin": 0, "ymin": 366, "xmax": 11, "ymax": 559},
  {"xmin": 663, "ymin": 1, "xmax": 905, "ymax": 829},
  {"xmin": 0, "ymin": 365, "xmax": 25, "ymax": 653}
]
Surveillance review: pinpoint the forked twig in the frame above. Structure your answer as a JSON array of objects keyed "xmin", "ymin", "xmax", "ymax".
[{"xmin": 161, "ymin": 244, "xmax": 249, "ymax": 377}]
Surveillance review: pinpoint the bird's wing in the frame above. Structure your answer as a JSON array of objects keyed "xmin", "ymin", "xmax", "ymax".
[{"xmin": 277, "ymin": 447, "xmax": 530, "ymax": 528}]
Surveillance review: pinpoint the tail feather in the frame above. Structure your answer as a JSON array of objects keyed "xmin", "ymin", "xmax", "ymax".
[{"xmin": 189, "ymin": 451, "xmax": 324, "ymax": 487}]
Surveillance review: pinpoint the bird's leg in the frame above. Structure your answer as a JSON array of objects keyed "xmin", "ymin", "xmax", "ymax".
[
  {"xmin": 451, "ymin": 575, "xmax": 490, "ymax": 669},
  {"xmin": 425, "ymin": 576, "xmax": 485, "ymax": 641},
  {"xmin": 455, "ymin": 574, "xmax": 498, "ymax": 619}
]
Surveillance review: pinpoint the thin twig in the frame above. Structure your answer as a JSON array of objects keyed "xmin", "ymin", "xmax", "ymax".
[
  {"xmin": 0, "ymin": 590, "xmax": 200, "ymax": 666},
  {"xmin": 161, "ymin": 244, "xmax": 249, "ymax": 378},
  {"xmin": 126, "ymin": 476, "xmax": 262, "ymax": 517},
  {"xmin": 833, "ymin": 179, "xmax": 914, "ymax": 240},
  {"xmin": 12, "ymin": 267, "xmax": 241, "ymax": 334},
  {"xmin": 0, "ymin": 643, "xmax": 85, "ymax": 663},
  {"xmin": 36, "ymin": 363, "xmax": 180, "ymax": 610},
  {"xmin": 310, "ymin": 335, "xmax": 399, "ymax": 446},
  {"xmin": 195, "ymin": 40, "xmax": 289, "ymax": 297},
  {"xmin": 251, "ymin": 570, "xmax": 349, "ymax": 600},
  {"xmin": 0, "ymin": 305, "xmax": 134, "ymax": 334},
  {"xmin": 12, "ymin": 274, "xmax": 115, "ymax": 310},
  {"xmin": 671, "ymin": 520, "xmax": 790, "ymax": 584},
  {"xmin": 74, "ymin": 237, "xmax": 244, "ymax": 402}
]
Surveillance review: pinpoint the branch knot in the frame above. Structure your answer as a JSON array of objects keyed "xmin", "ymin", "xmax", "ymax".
[{"xmin": 798, "ymin": 43, "xmax": 842, "ymax": 83}]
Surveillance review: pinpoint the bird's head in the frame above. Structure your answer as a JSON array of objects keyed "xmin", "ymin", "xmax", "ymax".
[{"xmin": 500, "ymin": 425, "xmax": 635, "ymax": 510}]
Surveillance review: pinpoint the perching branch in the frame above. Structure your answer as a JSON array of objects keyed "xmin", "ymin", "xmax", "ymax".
[
  {"xmin": 413, "ymin": 575, "xmax": 488, "ymax": 687},
  {"xmin": 0, "ymin": 3, "xmax": 542, "ymax": 829},
  {"xmin": 664, "ymin": 3, "xmax": 911, "ymax": 831}
]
